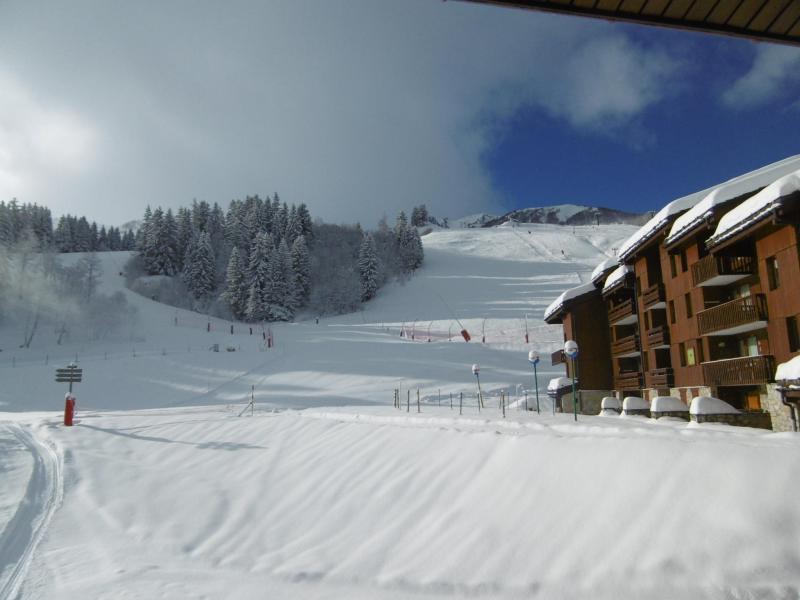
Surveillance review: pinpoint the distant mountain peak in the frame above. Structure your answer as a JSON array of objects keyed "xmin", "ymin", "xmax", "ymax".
[{"xmin": 482, "ymin": 204, "xmax": 651, "ymax": 228}]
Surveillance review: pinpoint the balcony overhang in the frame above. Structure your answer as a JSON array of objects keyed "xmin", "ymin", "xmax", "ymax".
[
  {"xmin": 612, "ymin": 314, "xmax": 638, "ymax": 326},
  {"xmin": 696, "ymin": 273, "xmax": 750, "ymax": 287},
  {"xmin": 703, "ymin": 321, "xmax": 768, "ymax": 337}
]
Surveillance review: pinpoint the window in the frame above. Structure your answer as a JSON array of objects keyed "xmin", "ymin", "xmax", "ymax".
[
  {"xmin": 678, "ymin": 342, "xmax": 686, "ymax": 367},
  {"xmin": 669, "ymin": 254, "xmax": 677, "ymax": 278},
  {"xmin": 766, "ymin": 256, "xmax": 780, "ymax": 290},
  {"xmin": 696, "ymin": 339, "xmax": 705, "ymax": 364},
  {"xmin": 686, "ymin": 346, "xmax": 696, "ymax": 366},
  {"xmin": 669, "ymin": 300, "xmax": 676, "ymax": 324},
  {"xmin": 788, "ymin": 316, "xmax": 800, "ymax": 353},
  {"xmin": 685, "ymin": 293, "xmax": 693, "ymax": 318},
  {"xmin": 680, "ymin": 249, "xmax": 688, "ymax": 272}
]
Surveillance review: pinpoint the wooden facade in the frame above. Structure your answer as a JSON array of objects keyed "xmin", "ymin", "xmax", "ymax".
[
  {"xmin": 544, "ymin": 288, "xmax": 612, "ymax": 392},
  {"xmin": 545, "ymin": 159, "xmax": 800, "ymax": 428}
]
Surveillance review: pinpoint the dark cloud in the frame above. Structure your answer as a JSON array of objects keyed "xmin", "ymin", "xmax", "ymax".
[{"xmin": 0, "ymin": 0, "xmax": 683, "ymax": 226}]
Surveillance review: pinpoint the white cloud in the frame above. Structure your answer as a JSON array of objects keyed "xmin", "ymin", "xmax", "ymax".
[
  {"xmin": 0, "ymin": 68, "xmax": 99, "ymax": 202},
  {"xmin": 0, "ymin": 1, "xmax": 680, "ymax": 226},
  {"xmin": 722, "ymin": 45, "xmax": 800, "ymax": 109}
]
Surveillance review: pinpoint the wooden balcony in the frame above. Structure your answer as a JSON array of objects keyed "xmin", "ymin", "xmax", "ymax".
[
  {"xmin": 551, "ymin": 349, "xmax": 565, "ymax": 366},
  {"xmin": 691, "ymin": 254, "xmax": 755, "ymax": 287},
  {"xmin": 697, "ymin": 294, "xmax": 768, "ymax": 336},
  {"xmin": 614, "ymin": 371, "xmax": 642, "ymax": 391},
  {"xmin": 646, "ymin": 324, "xmax": 670, "ymax": 348},
  {"xmin": 608, "ymin": 298, "xmax": 637, "ymax": 326},
  {"xmin": 647, "ymin": 368, "xmax": 674, "ymax": 389},
  {"xmin": 612, "ymin": 334, "xmax": 640, "ymax": 357},
  {"xmin": 702, "ymin": 355, "xmax": 775, "ymax": 386},
  {"xmin": 642, "ymin": 283, "xmax": 666, "ymax": 310}
]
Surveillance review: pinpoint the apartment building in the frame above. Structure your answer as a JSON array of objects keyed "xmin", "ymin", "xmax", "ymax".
[{"xmin": 545, "ymin": 155, "xmax": 800, "ymax": 430}]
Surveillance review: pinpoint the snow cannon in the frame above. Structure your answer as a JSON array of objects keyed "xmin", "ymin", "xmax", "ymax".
[{"xmin": 461, "ymin": 329, "xmax": 471, "ymax": 342}]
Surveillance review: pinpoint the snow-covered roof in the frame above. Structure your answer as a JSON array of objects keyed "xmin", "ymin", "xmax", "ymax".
[
  {"xmin": 543, "ymin": 281, "xmax": 597, "ymax": 321},
  {"xmin": 602, "ymin": 265, "xmax": 632, "ymax": 294},
  {"xmin": 547, "ymin": 377, "xmax": 573, "ymax": 392},
  {"xmin": 708, "ymin": 169, "xmax": 800, "ymax": 248},
  {"xmin": 617, "ymin": 194, "xmax": 704, "ymax": 261},
  {"xmin": 665, "ymin": 155, "xmax": 800, "ymax": 247},
  {"xmin": 651, "ymin": 396, "xmax": 688, "ymax": 413},
  {"xmin": 591, "ymin": 257, "xmax": 619, "ymax": 285},
  {"xmin": 618, "ymin": 154, "xmax": 800, "ymax": 260},
  {"xmin": 775, "ymin": 355, "xmax": 800, "ymax": 384},
  {"xmin": 689, "ymin": 396, "xmax": 739, "ymax": 415}
]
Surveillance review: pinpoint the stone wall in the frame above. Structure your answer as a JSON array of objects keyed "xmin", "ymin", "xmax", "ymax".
[
  {"xmin": 690, "ymin": 411, "xmax": 773, "ymax": 430},
  {"xmin": 651, "ymin": 411, "xmax": 689, "ymax": 421},
  {"xmin": 578, "ymin": 390, "xmax": 612, "ymax": 416},
  {"xmin": 763, "ymin": 384, "xmax": 796, "ymax": 433}
]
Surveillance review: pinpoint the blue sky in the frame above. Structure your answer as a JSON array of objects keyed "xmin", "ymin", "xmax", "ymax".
[
  {"xmin": 487, "ymin": 24, "xmax": 800, "ymax": 215},
  {"xmin": 0, "ymin": 0, "xmax": 799, "ymax": 225}
]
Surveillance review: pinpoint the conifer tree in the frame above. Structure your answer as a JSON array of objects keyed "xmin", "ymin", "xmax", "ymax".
[
  {"xmin": 290, "ymin": 235, "xmax": 311, "ymax": 307},
  {"xmin": 358, "ymin": 234, "xmax": 379, "ymax": 301},
  {"xmin": 182, "ymin": 231, "xmax": 216, "ymax": 300},
  {"xmin": 220, "ymin": 246, "xmax": 247, "ymax": 319}
]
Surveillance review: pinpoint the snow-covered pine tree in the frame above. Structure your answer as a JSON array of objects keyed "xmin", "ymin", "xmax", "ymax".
[
  {"xmin": 182, "ymin": 231, "xmax": 216, "ymax": 300},
  {"xmin": 267, "ymin": 238, "xmax": 293, "ymax": 320},
  {"xmin": 296, "ymin": 203, "xmax": 313, "ymax": 240},
  {"xmin": 245, "ymin": 232, "xmax": 273, "ymax": 321},
  {"xmin": 358, "ymin": 233, "xmax": 379, "ymax": 302},
  {"xmin": 175, "ymin": 207, "xmax": 193, "ymax": 271},
  {"xmin": 290, "ymin": 235, "xmax": 311, "ymax": 307},
  {"xmin": 285, "ymin": 204, "xmax": 302, "ymax": 244},
  {"xmin": 220, "ymin": 246, "xmax": 247, "ymax": 319}
]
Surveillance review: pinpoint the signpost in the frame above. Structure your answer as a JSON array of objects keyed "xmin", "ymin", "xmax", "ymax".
[
  {"xmin": 528, "ymin": 350, "xmax": 540, "ymax": 414},
  {"xmin": 564, "ymin": 340, "xmax": 579, "ymax": 421},
  {"xmin": 55, "ymin": 363, "xmax": 82, "ymax": 392},
  {"xmin": 56, "ymin": 363, "xmax": 82, "ymax": 426}
]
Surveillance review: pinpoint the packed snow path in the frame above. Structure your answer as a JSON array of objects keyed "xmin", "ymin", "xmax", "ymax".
[{"xmin": 0, "ymin": 422, "xmax": 62, "ymax": 600}]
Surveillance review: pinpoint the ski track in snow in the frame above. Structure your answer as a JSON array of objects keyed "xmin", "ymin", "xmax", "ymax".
[{"xmin": 0, "ymin": 423, "xmax": 62, "ymax": 600}]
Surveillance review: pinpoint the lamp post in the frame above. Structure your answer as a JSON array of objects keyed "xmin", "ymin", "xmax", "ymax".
[
  {"xmin": 528, "ymin": 350, "xmax": 540, "ymax": 414},
  {"xmin": 564, "ymin": 340, "xmax": 579, "ymax": 421},
  {"xmin": 472, "ymin": 364, "xmax": 484, "ymax": 409}
]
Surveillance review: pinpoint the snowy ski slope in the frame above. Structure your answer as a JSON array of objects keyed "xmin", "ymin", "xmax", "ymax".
[{"xmin": 3, "ymin": 223, "xmax": 800, "ymax": 600}]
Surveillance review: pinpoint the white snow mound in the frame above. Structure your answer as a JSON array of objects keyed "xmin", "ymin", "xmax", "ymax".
[
  {"xmin": 622, "ymin": 396, "xmax": 650, "ymax": 411},
  {"xmin": 689, "ymin": 396, "xmax": 740, "ymax": 415},
  {"xmin": 651, "ymin": 396, "xmax": 688, "ymax": 413}
]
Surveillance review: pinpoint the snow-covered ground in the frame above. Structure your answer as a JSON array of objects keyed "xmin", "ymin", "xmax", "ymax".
[{"xmin": 3, "ymin": 223, "xmax": 800, "ymax": 599}]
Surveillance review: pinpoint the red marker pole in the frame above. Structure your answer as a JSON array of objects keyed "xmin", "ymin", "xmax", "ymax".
[{"xmin": 64, "ymin": 393, "xmax": 75, "ymax": 426}]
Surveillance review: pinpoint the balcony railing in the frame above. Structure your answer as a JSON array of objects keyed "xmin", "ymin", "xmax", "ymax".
[
  {"xmin": 646, "ymin": 324, "xmax": 670, "ymax": 348},
  {"xmin": 702, "ymin": 355, "xmax": 775, "ymax": 386},
  {"xmin": 647, "ymin": 367, "xmax": 674, "ymax": 389},
  {"xmin": 697, "ymin": 294, "xmax": 768, "ymax": 336},
  {"xmin": 612, "ymin": 334, "xmax": 640, "ymax": 356},
  {"xmin": 691, "ymin": 255, "xmax": 754, "ymax": 287},
  {"xmin": 615, "ymin": 371, "xmax": 642, "ymax": 391},
  {"xmin": 608, "ymin": 298, "xmax": 636, "ymax": 325},
  {"xmin": 642, "ymin": 283, "xmax": 666, "ymax": 310},
  {"xmin": 551, "ymin": 349, "xmax": 565, "ymax": 366}
]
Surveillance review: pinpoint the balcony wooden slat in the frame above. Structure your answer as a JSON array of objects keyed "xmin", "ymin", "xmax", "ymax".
[
  {"xmin": 646, "ymin": 324, "xmax": 670, "ymax": 348},
  {"xmin": 697, "ymin": 294, "xmax": 768, "ymax": 336},
  {"xmin": 612, "ymin": 334, "xmax": 640, "ymax": 356},
  {"xmin": 691, "ymin": 254, "xmax": 755, "ymax": 287},
  {"xmin": 642, "ymin": 283, "xmax": 666, "ymax": 309},
  {"xmin": 608, "ymin": 298, "xmax": 636, "ymax": 325},
  {"xmin": 702, "ymin": 355, "xmax": 775, "ymax": 386},
  {"xmin": 615, "ymin": 371, "xmax": 643, "ymax": 391},
  {"xmin": 647, "ymin": 367, "xmax": 674, "ymax": 388}
]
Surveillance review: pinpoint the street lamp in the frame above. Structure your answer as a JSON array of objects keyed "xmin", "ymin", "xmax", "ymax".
[
  {"xmin": 564, "ymin": 340, "xmax": 579, "ymax": 421},
  {"xmin": 472, "ymin": 364, "xmax": 484, "ymax": 410},
  {"xmin": 527, "ymin": 350, "xmax": 540, "ymax": 414}
]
